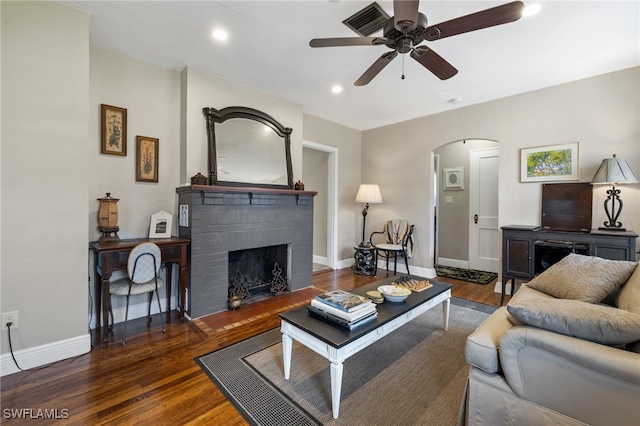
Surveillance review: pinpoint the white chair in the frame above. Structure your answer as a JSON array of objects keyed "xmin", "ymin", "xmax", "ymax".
[
  {"xmin": 370, "ymin": 219, "xmax": 414, "ymax": 276},
  {"xmin": 109, "ymin": 242, "xmax": 166, "ymax": 346}
]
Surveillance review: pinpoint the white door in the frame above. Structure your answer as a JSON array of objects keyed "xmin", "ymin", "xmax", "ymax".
[{"xmin": 469, "ymin": 148, "xmax": 499, "ymax": 272}]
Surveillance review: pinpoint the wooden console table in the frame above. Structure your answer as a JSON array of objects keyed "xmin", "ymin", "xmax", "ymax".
[
  {"xmin": 89, "ymin": 237, "xmax": 190, "ymax": 346},
  {"xmin": 501, "ymin": 226, "xmax": 637, "ymax": 305}
]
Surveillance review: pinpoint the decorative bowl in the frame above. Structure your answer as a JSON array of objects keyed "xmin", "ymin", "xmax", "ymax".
[{"xmin": 377, "ymin": 285, "xmax": 411, "ymax": 302}]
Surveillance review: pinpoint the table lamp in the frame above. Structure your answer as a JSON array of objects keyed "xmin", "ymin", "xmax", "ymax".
[
  {"xmin": 591, "ymin": 154, "xmax": 638, "ymax": 231},
  {"xmin": 355, "ymin": 184, "xmax": 383, "ymax": 246}
]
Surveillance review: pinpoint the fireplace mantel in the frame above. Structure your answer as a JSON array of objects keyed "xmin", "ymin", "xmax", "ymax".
[
  {"xmin": 177, "ymin": 184, "xmax": 317, "ymax": 198},
  {"xmin": 176, "ymin": 185, "xmax": 317, "ymax": 318}
]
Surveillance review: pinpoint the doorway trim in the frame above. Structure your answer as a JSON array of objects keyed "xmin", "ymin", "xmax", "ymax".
[
  {"xmin": 303, "ymin": 140, "xmax": 338, "ymax": 269},
  {"xmin": 430, "ymin": 139, "xmax": 500, "ymax": 280}
]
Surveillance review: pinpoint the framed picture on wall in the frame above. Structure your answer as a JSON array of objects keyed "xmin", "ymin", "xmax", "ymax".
[
  {"xmin": 520, "ymin": 142, "xmax": 579, "ymax": 182},
  {"xmin": 100, "ymin": 104, "xmax": 127, "ymax": 156},
  {"xmin": 136, "ymin": 136, "xmax": 159, "ymax": 182},
  {"xmin": 443, "ymin": 167, "xmax": 464, "ymax": 190},
  {"xmin": 149, "ymin": 211, "xmax": 172, "ymax": 238}
]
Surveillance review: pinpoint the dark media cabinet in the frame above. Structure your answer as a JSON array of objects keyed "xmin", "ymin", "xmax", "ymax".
[{"xmin": 501, "ymin": 225, "xmax": 638, "ymax": 305}]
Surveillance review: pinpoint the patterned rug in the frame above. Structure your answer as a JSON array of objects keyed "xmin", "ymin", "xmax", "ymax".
[
  {"xmin": 435, "ymin": 265, "xmax": 498, "ymax": 285},
  {"xmin": 196, "ymin": 298, "xmax": 495, "ymax": 426}
]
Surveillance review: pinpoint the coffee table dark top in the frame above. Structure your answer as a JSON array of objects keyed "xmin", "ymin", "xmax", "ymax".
[{"xmin": 279, "ymin": 275, "xmax": 452, "ymax": 349}]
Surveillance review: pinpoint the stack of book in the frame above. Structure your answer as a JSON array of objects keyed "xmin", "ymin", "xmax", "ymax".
[{"xmin": 308, "ymin": 289, "xmax": 378, "ymax": 330}]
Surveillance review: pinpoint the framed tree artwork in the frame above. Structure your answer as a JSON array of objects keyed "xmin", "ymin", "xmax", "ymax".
[
  {"xmin": 100, "ymin": 104, "xmax": 127, "ymax": 156},
  {"xmin": 520, "ymin": 142, "xmax": 579, "ymax": 182},
  {"xmin": 136, "ymin": 136, "xmax": 159, "ymax": 182}
]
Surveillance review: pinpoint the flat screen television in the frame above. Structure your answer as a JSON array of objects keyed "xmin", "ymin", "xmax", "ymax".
[{"xmin": 541, "ymin": 182, "xmax": 593, "ymax": 232}]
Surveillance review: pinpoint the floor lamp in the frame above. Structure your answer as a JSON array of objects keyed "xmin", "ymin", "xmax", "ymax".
[
  {"xmin": 591, "ymin": 154, "xmax": 639, "ymax": 231},
  {"xmin": 355, "ymin": 184, "xmax": 383, "ymax": 246}
]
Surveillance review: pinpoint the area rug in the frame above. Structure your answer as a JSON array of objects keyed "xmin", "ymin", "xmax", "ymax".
[
  {"xmin": 196, "ymin": 298, "xmax": 496, "ymax": 426},
  {"xmin": 435, "ymin": 265, "xmax": 498, "ymax": 285}
]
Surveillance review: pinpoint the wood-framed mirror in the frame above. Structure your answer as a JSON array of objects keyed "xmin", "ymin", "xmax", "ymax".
[{"xmin": 203, "ymin": 106, "xmax": 294, "ymax": 189}]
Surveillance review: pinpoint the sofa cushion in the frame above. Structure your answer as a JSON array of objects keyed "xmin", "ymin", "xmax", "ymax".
[
  {"xmin": 616, "ymin": 263, "xmax": 640, "ymax": 315},
  {"xmin": 526, "ymin": 253, "xmax": 637, "ymax": 303},
  {"xmin": 507, "ymin": 298, "xmax": 640, "ymax": 345}
]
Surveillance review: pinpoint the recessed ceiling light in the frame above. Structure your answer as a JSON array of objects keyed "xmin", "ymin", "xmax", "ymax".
[
  {"xmin": 212, "ymin": 29, "xmax": 228, "ymax": 41},
  {"xmin": 331, "ymin": 85, "xmax": 343, "ymax": 94},
  {"xmin": 522, "ymin": 4, "xmax": 541, "ymax": 17}
]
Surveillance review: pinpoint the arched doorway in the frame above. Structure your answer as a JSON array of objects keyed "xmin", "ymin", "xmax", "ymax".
[{"xmin": 433, "ymin": 139, "xmax": 499, "ymax": 273}]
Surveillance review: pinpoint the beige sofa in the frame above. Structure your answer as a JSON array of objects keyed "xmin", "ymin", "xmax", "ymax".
[{"xmin": 459, "ymin": 254, "xmax": 640, "ymax": 426}]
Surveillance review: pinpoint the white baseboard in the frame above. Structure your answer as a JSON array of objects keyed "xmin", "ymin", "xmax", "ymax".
[
  {"xmin": 336, "ymin": 257, "xmax": 354, "ymax": 270},
  {"xmin": 1, "ymin": 334, "xmax": 91, "ymax": 377},
  {"xmin": 3, "ymin": 295, "xmax": 175, "ymax": 377},
  {"xmin": 313, "ymin": 255, "xmax": 329, "ymax": 266},
  {"xmin": 437, "ymin": 257, "xmax": 469, "ymax": 269},
  {"xmin": 495, "ymin": 281, "xmax": 520, "ymax": 295},
  {"xmin": 88, "ymin": 296, "xmax": 175, "ymax": 330},
  {"xmin": 335, "ymin": 259, "xmax": 436, "ymax": 279}
]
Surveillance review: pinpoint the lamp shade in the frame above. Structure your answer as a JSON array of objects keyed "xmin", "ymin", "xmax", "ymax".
[
  {"xmin": 355, "ymin": 184, "xmax": 383, "ymax": 204},
  {"xmin": 591, "ymin": 154, "xmax": 639, "ymax": 185}
]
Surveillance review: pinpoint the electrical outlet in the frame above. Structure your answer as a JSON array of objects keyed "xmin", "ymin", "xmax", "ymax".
[{"xmin": 2, "ymin": 311, "xmax": 18, "ymax": 331}]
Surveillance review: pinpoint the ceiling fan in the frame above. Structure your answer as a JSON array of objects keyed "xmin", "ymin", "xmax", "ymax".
[{"xmin": 310, "ymin": 1, "xmax": 524, "ymax": 86}]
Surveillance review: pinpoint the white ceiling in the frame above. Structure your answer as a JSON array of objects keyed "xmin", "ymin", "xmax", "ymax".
[{"xmin": 61, "ymin": 1, "xmax": 640, "ymax": 131}]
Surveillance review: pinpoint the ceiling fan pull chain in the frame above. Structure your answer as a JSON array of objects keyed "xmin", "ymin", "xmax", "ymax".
[{"xmin": 401, "ymin": 53, "xmax": 405, "ymax": 80}]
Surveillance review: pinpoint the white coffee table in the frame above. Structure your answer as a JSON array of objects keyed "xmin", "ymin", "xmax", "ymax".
[{"xmin": 279, "ymin": 277, "xmax": 452, "ymax": 419}]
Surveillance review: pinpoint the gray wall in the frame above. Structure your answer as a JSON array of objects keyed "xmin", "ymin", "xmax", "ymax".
[
  {"xmin": 303, "ymin": 147, "xmax": 329, "ymax": 258},
  {"xmin": 2, "ymin": 1, "xmax": 90, "ymax": 361},
  {"xmin": 363, "ymin": 67, "xmax": 640, "ymax": 276},
  {"xmin": 0, "ymin": 1, "xmax": 363, "ymax": 370},
  {"xmin": 2, "ymin": 0, "xmax": 638, "ymax": 371},
  {"xmin": 303, "ymin": 114, "xmax": 363, "ymax": 262}
]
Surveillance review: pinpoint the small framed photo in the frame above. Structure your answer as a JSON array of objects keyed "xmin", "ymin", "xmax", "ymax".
[
  {"xmin": 136, "ymin": 136, "xmax": 159, "ymax": 183},
  {"xmin": 521, "ymin": 142, "xmax": 579, "ymax": 182},
  {"xmin": 149, "ymin": 211, "xmax": 172, "ymax": 238},
  {"xmin": 101, "ymin": 104, "xmax": 127, "ymax": 156},
  {"xmin": 443, "ymin": 167, "xmax": 464, "ymax": 190}
]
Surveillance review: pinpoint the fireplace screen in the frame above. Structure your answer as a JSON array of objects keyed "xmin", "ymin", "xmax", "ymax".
[{"xmin": 228, "ymin": 244, "xmax": 288, "ymax": 301}]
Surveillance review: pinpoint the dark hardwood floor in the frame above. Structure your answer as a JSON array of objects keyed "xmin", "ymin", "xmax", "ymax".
[{"xmin": 0, "ymin": 268, "xmax": 505, "ymax": 425}]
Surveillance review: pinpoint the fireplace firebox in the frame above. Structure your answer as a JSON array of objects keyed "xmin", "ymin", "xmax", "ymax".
[{"xmin": 228, "ymin": 244, "xmax": 289, "ymax": 302}]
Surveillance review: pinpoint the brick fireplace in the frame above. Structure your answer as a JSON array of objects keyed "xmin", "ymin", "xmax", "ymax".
[{"xmin": 176, "ymin": 185, "xmax": 316, "ymax": 318}]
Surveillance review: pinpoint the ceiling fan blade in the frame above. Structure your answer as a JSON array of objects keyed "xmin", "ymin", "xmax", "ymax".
[
  {"xmin": 310, "ymin": 37, "xmax": 388, "ymax": 48},
  {"xmin": 410, "ymin": 46, "xmax": 458, "ymax": 80},
  {"xmin": 393, "ymin": 0, "xmax": 420, "ymax": 31},
  {"xmin": 424, "ymin": 1, "xmax": 524, "ymax": 41},
  {"xmin": 354, "ymin": 51, "xmax": 398, "ymax": 86}
]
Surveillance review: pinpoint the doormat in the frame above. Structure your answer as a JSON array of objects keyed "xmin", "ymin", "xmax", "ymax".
[{"xmin": 435, "ymin": 265, "xmax": 498, "ymax": 285}]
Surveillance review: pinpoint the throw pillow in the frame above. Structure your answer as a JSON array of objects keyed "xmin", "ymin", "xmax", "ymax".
[
  {"xmin": 507, "ymin": 298, "xmax": 640, "ymax": 345},
  {"xmin": 616, "ymin": 264, "xmax": 640, "ymax": 314},
  {"xmin": 526, "ymin": 253, "xmax": 637, "ymax": 303}
]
